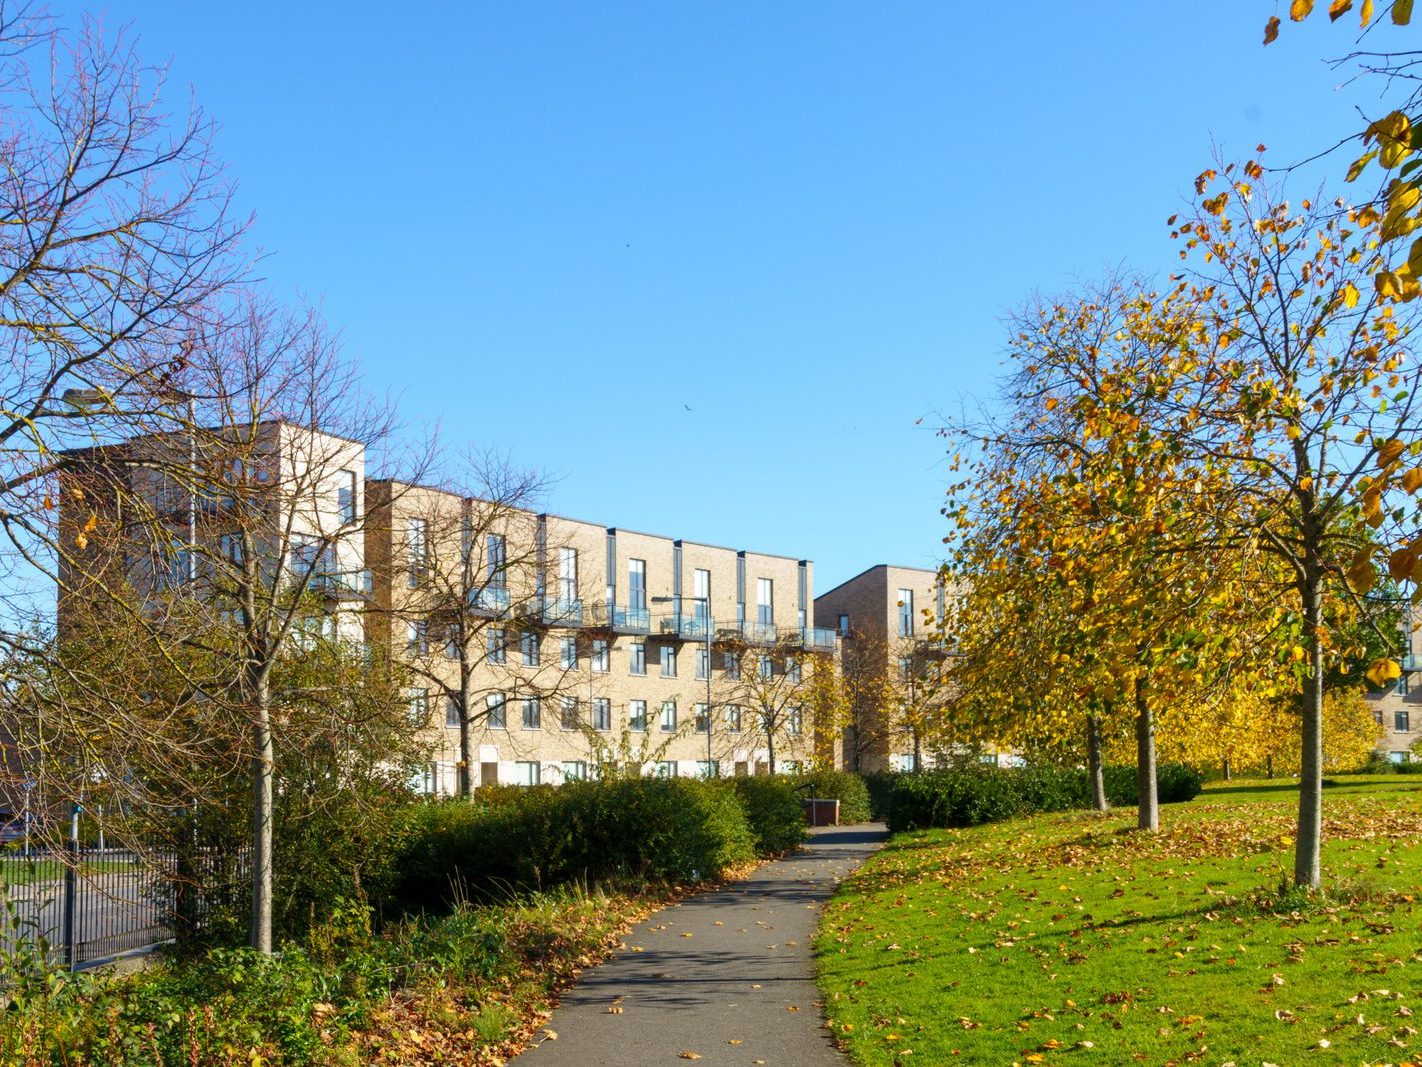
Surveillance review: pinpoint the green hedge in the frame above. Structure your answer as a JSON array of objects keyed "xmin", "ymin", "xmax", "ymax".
[
  {"xmin": 884, "ymin": 763, "xmax": 1203, "ymax": 833},
  {"xmin": 731, "ymin": 776, "xmax": 808, "ymax": 856},
  {"xmin": 793, "ymin": 768, "xmax": 873, "ymax": 823},
  {"xmin": 388, "ymin": 778, "xmax": 756, "ymax": 913}
]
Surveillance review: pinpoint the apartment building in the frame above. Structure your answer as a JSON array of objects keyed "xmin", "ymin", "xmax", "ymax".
[
  {"xmin": 814, "ymin": 564, "xmax": 953, "ymax": 773},
  {"xmin": 366, "ymin": 479, "xmax": 841, "ymax": 792},
  {"xmin": 1364, "ymin": 616, "xmax": 1422, "ymax": 761}
]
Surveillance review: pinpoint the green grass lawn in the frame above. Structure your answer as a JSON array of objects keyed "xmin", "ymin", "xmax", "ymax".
[
  {"xmin": 817, "ymin": 776, "xmax": 1422, "ymax": 1066},
  {"xmin": 0, "ymin": 857, "xmax": 139, "ymax": 886}
]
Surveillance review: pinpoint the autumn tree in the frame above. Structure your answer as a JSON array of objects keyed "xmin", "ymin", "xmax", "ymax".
[{"xmin": 718, "ymin": 641, "xmax": 822, "ymax": 774}]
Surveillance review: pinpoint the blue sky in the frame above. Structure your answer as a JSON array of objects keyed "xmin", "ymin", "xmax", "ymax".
[{"xmin": 58, "ymin": 2, "xmax": 1385, "ymax": 590}]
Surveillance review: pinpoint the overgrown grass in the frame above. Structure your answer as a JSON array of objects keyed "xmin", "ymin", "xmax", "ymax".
[{"xmin": 816, "ymin": 776, "xmax": 1422, "ymax": 1065}]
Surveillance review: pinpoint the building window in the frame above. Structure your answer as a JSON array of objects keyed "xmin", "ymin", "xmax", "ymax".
[
  {"xmin": 488, "ymin": 627, "xmax": 506, "ymax": 665},
  {"xmin": 724, "ymin": 705, "xmax": 742, "ymax": 733},
  {"xmin": 696, "ymin": 759, "xmax": 720, "ymax": 779},
  {"xmin": 694, "ymin": 703, "xmax": 710, "ymax": 733},
  {"xmin": 444, "ymin": 626, "xmax": 460, "ymax": 659},
  {"xmin": 562, "ymin": 760, "xmax": 588, "ymax": 781},
  {"xmin": 445, "ymin": 697, "xmax": 460, "ymax": 729},
  {"xmin": 559, "ymin": 546, "xmax": 578, "ymax": 603},
  {"xmin": 696, "ymin": 647, "xmax": 709, "ymax": 680},
  {"xmin": 629, "ymin": 559, "xmax": 647, "ymax": 612},
  {"xmin": 561, "ymin": 636, "xmax": 579, "ymax": 670},
  {"xmin": 487, "ymin": 692, "xmax": 507, "ymax": 729},
  {"xmin": 838, "ymin": 612, "xmax": 850, "ymax": 636},
  {"xmin": 787, "ymin": 657, "xmax": 801, "ymax": 684},
  {"xmin": 407, "ymin": 519, "xmax": 428, "ymax": 587},
  {"xmin": 898, "ymin": 656, "xmax": 913, "ymax": 682},
  {"xmin": 782, "ymin": 759, "xmax": 803, "ymax": 774},
  {"xmin": 724, "ymin": 651, "xmax": 740, "ymax": 680},
  {"xmin": 629, "ymin": 700, "xmax": 647, "ymax": 732},
  {"xmin": 219, "ymin": 532, "xmax": 244, "ymax": 566},
  {"xmin": 1396, "ymin": 710, "xmax": 1411, "ymax": 732},
  {"xmin": 661, "ymin": 645, "xmax": 677, "ymax": 678},
  {"xmin": 407, "ymin": 620, "xmax": 429, "ymax": 656},
  {"xmin": 757, "ymin": 577, "xmax": 773, "ymax": 625},
  {"xmin": 561, "ymin": 696, "xmax": 580, "ymax": 730},
  {"xmin": 656, "ymin": 760, "xmax": 677, "ymax": 778},
  {"xmin": 1390, "ymin": 750, "xmax": 1409, "ymax": 764},
  {"xmin": 693, "ymin": 569, "xmax": 711, "ymax": 619},
  {"xmin": 629, "ymin": 641, "xmax": 646, "ymax": 675},
  {"xmin": 521, "ymin": 631, "xmax": 540, "ymax": 667},
  {"xmin": 758, "ymin": 653, "xmax": 773, "ymax": 680},
  {"xmin": 787, "ymin": 706, "xmax": 803, "ymax": 735},
  {"xmin": 592, "ymin": 638, "xmax": 609, "ymax": 673},
  {"xmin": 592, "ymin": 697, "xmax": 611, "ymax": 731},
  {"xmin": 522, "ymin": 697, "xmax": 541, "ymax": 730},
  {"xmin": 406, "ymin": 687, "xmax": 429, "ymax": 726},
  {"xmin": 1398, "ymin": 674, "xmax": 1411, "ymax": 697},
  {"xmin": 898, "ymin": 589, "xmax": 915, "ymax": 637},
  {"xmin": 660, "ymin": 701, "xmax": 677, "ymax": 732},
  {"xmin": 1374, "ymin": 707, "xmax": 1386, "ymax": 725},
  {"xmin": 337, "ymin": 469, "xmax": 357, "ymax": 525},
  {"xmin": 514, "ymin": 761, "xmax": 541, "ymax": 786},
  {"xmin": 487, "ymin": 533, "xmax": 507, "ymax": 589}
]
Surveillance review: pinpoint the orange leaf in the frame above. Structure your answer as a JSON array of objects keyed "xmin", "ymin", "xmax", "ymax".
[
  {"xmin": 1264, "ymin": 14, "xmax": 1281, "ymax": 41},
  {"xmin": 1290, "ymin": 0, "xmax": 1315, "ymax": 18}
]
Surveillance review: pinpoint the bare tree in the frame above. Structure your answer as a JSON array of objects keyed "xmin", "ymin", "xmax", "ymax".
[{"xmin": 717, "ymin": 640, "xmax": 822, "ymax": 774}]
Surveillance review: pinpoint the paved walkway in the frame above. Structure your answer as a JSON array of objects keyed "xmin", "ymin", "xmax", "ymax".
[{"xmin": 516, "ymin": 825, "xmax": 886, "ymax": 1066}]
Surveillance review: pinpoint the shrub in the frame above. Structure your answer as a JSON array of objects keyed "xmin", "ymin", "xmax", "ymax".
[
  {"xmin": 731, "ymin": 776, "xmax": 807, "ymax": 856},
  {"xmin": 795, "ymin": 768, "xmax": 873, "ymax": 823},
  {"xmin": 883, "ymin": 763, "xmax": 1203, "ymax": 833},
  {"xmin": 861, "ymin": 771, "xmax": 898, "ymax": 820},
  {"xmin": 387, "ymin": 777, "xmax": 756, "ymax": 913}
]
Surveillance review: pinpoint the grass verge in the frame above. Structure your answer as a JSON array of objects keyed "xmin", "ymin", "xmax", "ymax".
[{"xmin": 816, "ymin": 775, "xmax": 1422, "ymax": 1066}]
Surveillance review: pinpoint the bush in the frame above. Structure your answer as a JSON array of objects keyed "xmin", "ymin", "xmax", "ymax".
[
  {"xmin": 794, "ymin": 768, "xmax": 873, "ymax": 823},
  {"xmin": 731, "ymin": 776, "xmax": 808, "ymax": 856},
  {"xmin": 883, "ymin": 763, "xmax": 1204, "ymax": 833},
  {"xmin": 861, "ymin": 771, "xmax": 898, "ymax": 820},
  {"xmin": 387, "ymin": 777, "xmax": 756, "ymax": 913}
]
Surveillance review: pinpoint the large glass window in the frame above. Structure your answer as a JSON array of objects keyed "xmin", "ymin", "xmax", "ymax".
[
  {"xmin": 561, "ymin": 636, "xmax": 579, "ymax": 670},
  {"xmin": 559, "ymin": 547, "xmax": 578, "ymax": 603},
  {"xmin": 693, "ymin": 569, "xmax": 710, "ymax": 620},
  {"xmin": 696, "ymin": 647, "xmax": 709, "ymax": 680},
  {"xmin": 724, "ymin": 705, "xmax": 742, "ymax": 733},
  {"xmin": 337, "ymin": 469, "xmax": 357, "ymax": 525},
  {"xmin": 406, "ymin": 688, "xmax": 429, "ymax": 726},
  {"xmin": 522, "ymin": 697, "xmax": 541, "ymax": 730},
  {"xmin": 1397, "ymin": 710, "xmax": 1412, "ymax": 732},
  {"xmin": 592, "ymin": 638, "xmax": 609, "ymax": 672},
  {"xmin": 521, "ymin": 631, "xmax": 540, "ymax": 667},
  {"xmin": 514, "ymin": 761, "xmax": 541, "ymax": 786},
  {"xmin": 407, "ymin": 519, "xmax": 428, "ymax": 587},
  {"xmin": 758, "ymin": 653, "xmax": 773, "ymax": 680},
  {"xmin": 897, "ymin": 589, "xmax": 915, "ymax": 637},
  {"xmin": 628, "ymin": 700, "xmax": 647, "ymax": 732},
  {"xmin": 487, "ymin": 627, "xmax": 506, "ymax": 665},
  {"xmin": 787, "ymin": 707, "xmax": 803, "ymax": 735},
  {"xmin": 660, "ymin": 701, "xmax": 677, "ymax": 732},
  {"xmin": 561, "ymin": 697, "xmax": 580, "ymax": 730},
  {"xmin": 661, "ymin": 645, "xmax": 677, "ymax": 678},
  {"xmin": 487, "ymin": 692, "xmax": 507, "ymax": 729},
  {"xmin": 562, "ymin": 760, "xmax": 588, "ymax": 781},
  {"xmin": 724, "ymin": 651, "xmax": 740, "ymax": 679},
  {"xmin": 756, "ymin": 577, "xmax": 773, "ymax": 625},
  {"xmin": 592, "ymin": 697, "xmax": 611, "ymax": 731},
  {"xmin": 629, "ymin": 641, "xmax": 646, "ymax": 675},
  {"xmin": 487, "ymin": 533, "xmax": 507, "ymax": 588},
  {"xmin": 444, "ymin": 697, "xmax": 460, "ymax": 728},
  {"xmin": 694, "ymin": 703, "xmax": 710, "ymax": 733},
  {"xmin": 629, "ymin": 559, "xmax": 647, "ymax": 611}
]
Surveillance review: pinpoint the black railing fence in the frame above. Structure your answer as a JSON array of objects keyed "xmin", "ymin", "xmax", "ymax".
[{"xmin": 0, "ymin": 834, "xmax": 249, "ymax": 970}]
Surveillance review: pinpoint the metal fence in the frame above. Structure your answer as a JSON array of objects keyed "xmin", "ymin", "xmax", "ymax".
[{"xmin": 0, "ymin": 837, "xmax": 249, "ymax": 970}]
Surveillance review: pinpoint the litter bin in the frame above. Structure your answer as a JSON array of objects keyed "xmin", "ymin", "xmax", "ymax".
[{"xmin": 802, "ymin": 798, "xmax": 840, "ymax": 827}]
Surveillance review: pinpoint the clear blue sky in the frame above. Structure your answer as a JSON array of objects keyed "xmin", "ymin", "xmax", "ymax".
[{"xmin": 60, "ymin": 2, "xmax": 1382, "ymax": 590}]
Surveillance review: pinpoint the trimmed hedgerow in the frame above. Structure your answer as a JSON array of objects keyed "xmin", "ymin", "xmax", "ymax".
[
  {"xmin": 794, "ymin": 768, "xmax": 873, "ymax": 823},
  {"xmin": 388, "ymin": 777, "xmax": 756, "ymax": 913},
  {"xmin": 884, "ymin": 763, "xmax": 1203, "ymax": 833},
  {"xmin": 731, "ymin": 775, "xmax": 808, "ymax": 856}
]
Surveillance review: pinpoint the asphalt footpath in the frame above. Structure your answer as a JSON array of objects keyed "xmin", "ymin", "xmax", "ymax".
[{"xmin": 514, "ymin": 824, "xmax": 887, "ymax": 1066}]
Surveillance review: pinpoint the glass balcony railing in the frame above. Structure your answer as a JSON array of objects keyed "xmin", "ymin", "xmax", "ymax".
[
  {"xmin": 1404, "ymin": 654, "xmax": 1422, "ymax": 672},
  {"xmin": 306, "ymin": 569, "xmax": 372, "ymax": 598},
  {"xmin": 716, "ymin": 619, "xmax": 779, "ymax": 645},
  {"xmin": 469, "ymin": 585, "xmax": 511, "ymax": 615},
  {"xmin": 613, "ymin": 606, "xmax": 651, "ymax": 634},
  {"xmin": 517, "ymin": 596, "xmax": 583, "ymax": 626},
  {"xmin": 657, "ymin": 613, "xmax": 715, "ymax": 640},
  {"xmin": 796, "ymin": 626, "xmax": 837, "ymax": 651}
]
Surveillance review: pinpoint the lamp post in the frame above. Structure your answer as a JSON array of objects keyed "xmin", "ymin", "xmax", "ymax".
[{"xmin": 652, "ymin": 594, "xmax": 714, "ymax": 777}]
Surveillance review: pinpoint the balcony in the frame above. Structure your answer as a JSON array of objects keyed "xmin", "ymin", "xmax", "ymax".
[
  {"xmin": 586, "ymin": 603, "xmax": 651, "ymax": 634},
  {"xmin": 914, "ymin": 636, "xmax": 953, "ymax": 660},
  {"xmin": 516, "ymin": 596, "xmax": 584, "ymax": 627},
  {"xmin": 469, "ymin": 585, "xmax": 511, "ymax": 616},
  {"xmin": 790, "ymin": 626, "xmax": 837, "ymax": 652},
  {"xmin": 657, "ymin": 613, "xmax": 715, "ymax": 641},
  {"xmin": 716, "ymin": 619, "xmax": 780, "ymax": 647},
  {"xmin": 1404, "ymin": 654, "xmax": 1422, "ymax": 672},
  {"xmin": 306, "ymin": 569, "xmax": 372, "ymax": 600}
]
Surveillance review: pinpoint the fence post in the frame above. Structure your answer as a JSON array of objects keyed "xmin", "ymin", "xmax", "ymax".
[{"xmin": 62, "ymin": 803, "xmax": 80, "ymax": 969}]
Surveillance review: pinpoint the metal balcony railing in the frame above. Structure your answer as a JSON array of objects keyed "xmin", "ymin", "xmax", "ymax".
[
  {"xmin": 792, "ymin": 626, "xmax": 837, "ymax": 652},
  {"xmin": 716, "ymin": 619, "xmax": 779, "ymax": 646},
  {"xmin": 1403, "ymin": 654, "xmax": 1422, "ymax": 672},
  {"xmin": 657, "ymin": 613, "xmax": 715, "ymax": 640}
]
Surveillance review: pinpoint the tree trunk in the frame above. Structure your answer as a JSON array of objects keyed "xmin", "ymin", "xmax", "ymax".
[
  {"xmin": 1222, "ymin": 756, "xmax": 1232, "ymax": 782},
  {"xmin": 1086, "ymin": 712, "xmax": 1108, "ymax": 812},
  {"xmin": 1266, "ymin": 753, "xmax": 1274, "ymax": 779},
  {"xmin": 250, "ymin": 668, "xmax": 274, "ymax": 954},
  {"xmin": 912, "ymin": 727, "xmax": 922, "ymax": 774},
  {"xmin": 1134, "ymin": 675, "xmax": 1158, "ymax": 832},
  {"xmin": 765, "ymin": 711, "xmax": 776, "ymax": 775},
  {"xmin": 1295, "ymin": 568, "xmax": 1325, "ymax": 889},
  {"xmin": 458, "ymin": 662, "xmax": 476, "ymax": 797}
]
